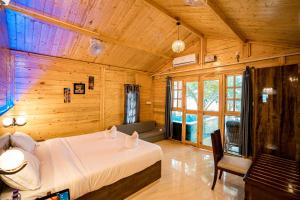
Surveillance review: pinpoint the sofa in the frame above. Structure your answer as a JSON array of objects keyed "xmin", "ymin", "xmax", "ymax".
[{"xmin": 116, "ymin": 121, "xmax": 165, "ymax": 143}]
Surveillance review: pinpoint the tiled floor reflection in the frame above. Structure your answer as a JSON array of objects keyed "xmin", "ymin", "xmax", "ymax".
[{"xmin": 127, "ymin": 140, "xmax": 244, "ymax": 200}]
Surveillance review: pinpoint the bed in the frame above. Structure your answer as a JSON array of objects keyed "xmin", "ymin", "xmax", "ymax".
[{"xmin": 0, "ymin": 131, "xmax": 163, "ymax": 199}]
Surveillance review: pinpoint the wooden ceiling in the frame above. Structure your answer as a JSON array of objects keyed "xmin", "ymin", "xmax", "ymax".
[{"xmin": 4, "ymin": 0, "xmax": 300, "ymax": 72}]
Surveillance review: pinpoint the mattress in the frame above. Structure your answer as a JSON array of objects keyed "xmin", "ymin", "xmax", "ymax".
[{"xmin": 0, "ymin": 131, "xmax": 163, "ymax": 200}]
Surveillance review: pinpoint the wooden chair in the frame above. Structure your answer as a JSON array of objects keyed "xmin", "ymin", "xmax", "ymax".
[{"xmin": 210, "ymin": 129, "xmax": 252, "ymax": 190}]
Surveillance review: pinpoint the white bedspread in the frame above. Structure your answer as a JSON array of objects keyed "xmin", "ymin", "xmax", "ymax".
[{"xmin": 0, "ymin": 131, "xmax": 162, "ymax": 200}]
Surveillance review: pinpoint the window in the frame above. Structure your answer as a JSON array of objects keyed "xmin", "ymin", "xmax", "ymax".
[
  {"xmin": 186, "ymin": 81, "xmax": 198, "ymax": 110},
  {"xmin": 173, "ymin": 81, "xmax": 182, "ymax": 108},
  {"xmin": 203, "ymin": 80, "xmax": 219, "ymax": 111},
  {"xmin": 224, "ymin": 74, "xmax": 242, "ymax": 155},
  {"xmin": 124, "ymin": 84, "xmax": 140, "ymax": 124},
  {"xmin": 226, "ymin": 75, "xmax": 242, "ymax": 112}
]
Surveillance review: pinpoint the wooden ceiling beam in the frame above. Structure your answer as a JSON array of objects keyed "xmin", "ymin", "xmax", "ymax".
[
  {"xmin": 6, "ymin": 3, "xmax": 172, "ymax": 59},
  {"xmin": 205, "ymin": 0, "xmax": 247, "ymax": 42},
  {"xmin": 142, "ymin": 0, "xmax": 204, "ymax": 39}
]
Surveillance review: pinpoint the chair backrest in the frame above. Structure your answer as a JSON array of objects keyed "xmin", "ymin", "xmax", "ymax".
[
  {"xmin": 225, "ymin": 121, "xmax": 240, "ymax": 145},
  {"xmin": 211, "ymin": 129, "xmax": 224, "ymax": 165}
]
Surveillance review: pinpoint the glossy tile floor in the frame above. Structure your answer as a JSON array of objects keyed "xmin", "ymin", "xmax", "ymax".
[{"xmin": 127, "ymin": 140, "xmax": 244, "ymax": 200}]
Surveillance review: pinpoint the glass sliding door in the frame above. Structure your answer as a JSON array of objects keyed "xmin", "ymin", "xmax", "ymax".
[
  {"xmin": 185, "ymin": 80, "xmax": 198, "ymax": 144},
  {"xmin": 200, "ymin": 77, "xmax": 221, "ymax": 148},
  {"xmin": 224, "ymin": 74, "xmax": 242, "ymax": 155},
  {"xmin": 172, "ymin": 80, "xmax": 183, "ymax": 141}
]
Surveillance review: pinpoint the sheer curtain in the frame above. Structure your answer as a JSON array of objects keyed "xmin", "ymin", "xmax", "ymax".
[{"xmin": 124, "ymin": 84, "xmax": 140, "ymax": 124}]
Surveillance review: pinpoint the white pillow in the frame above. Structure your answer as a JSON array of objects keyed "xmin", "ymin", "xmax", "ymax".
[
  {"xmin": 11, "ymin": 132, "xmax": 37, "ymax": 153},
  {"xmin": 0, "ymin": 133, "xmax": 10, "ymax": 154},
  {"xmin": 1, "ymin": 148, "xmax": 41, "ymax": 190}
]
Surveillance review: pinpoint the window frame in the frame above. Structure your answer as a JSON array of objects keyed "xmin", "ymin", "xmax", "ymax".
[
  {"xmin": 172, "ymin": 80, "xmax": 183, "ymax": 111},
  {"xmin": 225, "ymin": 74, "xmax": 242, "ymax": 115}
]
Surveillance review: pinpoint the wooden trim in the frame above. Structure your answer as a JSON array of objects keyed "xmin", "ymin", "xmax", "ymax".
[
  {"xmin": 200, "ymin": 37, "xmax": 207, "ymax": 68},
  {"xmin": 248, "ymin": 40, "xmax": 300, "ymax": 48},
  {"xmin": 6, "ymin": 3, "xmax": 171, "ymax": 59},
  {"xmin": 153, "ymin": 52, "xmax": 300, "ymax": 77},
  {"xmin": 100, "ymin": 67, "xmax": 105, "ymax": 130},
  {"xmin": 143, "ymin": 0, "xmax": 204, "ymax": 39},
  {"xmin": 206, "ymin": 0, "xmax": 246, "ymax": 42}
]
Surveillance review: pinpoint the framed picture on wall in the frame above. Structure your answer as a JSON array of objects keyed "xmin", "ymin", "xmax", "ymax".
[
  {"xmin": 73, "ymin": 83, "xmax": 85, "ymax": 94},
  {"xmin": 88, "ymin": 76, "xmax": 94, "ymax": 90},
  {"xmin": 64, "ymin": 88, "xmax": 71, "ymax": 103}
]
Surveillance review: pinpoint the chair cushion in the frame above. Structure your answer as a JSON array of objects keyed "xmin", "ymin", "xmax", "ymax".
[{"xmin": 217, "ymin": 155, "xmax": 252, "ymax": 175}]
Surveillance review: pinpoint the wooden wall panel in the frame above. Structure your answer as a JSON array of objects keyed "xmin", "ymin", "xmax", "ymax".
[
  {"xmin": 254, "ymin": 65, "xmax": 298, "ymax": 160},
  {"xmin": 297, "ymin": 65, "xmax": 300, "ymax": 162},
  {"xmin": 0, "ymin": 7, "xmax": 13, "ymax": 134},
  {"xmin": 0, "ymin": 52, "xmax": 154, "ymax": 140},
  {"xmin": 153, "ymin": 77, "xmax": 166, "ymax": 126},
  {"xmin": 136, "ymin": 74, "xmax": 153, "ymax": 122}
]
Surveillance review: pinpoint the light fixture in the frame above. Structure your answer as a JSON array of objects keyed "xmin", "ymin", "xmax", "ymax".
[
  {"xmin": 0, "ymin": 0, "xmax": 10, "ymax": 6},
  {"xmin": 2, "ymin": 117, "xmax": 14, "ymax": 127},
  {"xmin": 0, "ymin": 149, "xmax": 27, "ymax": 175},
  {"xmin": 2, "ymin": 116, "xmax": 27, "ymax": 127},
  {"xmin": 89, "ymin": 39, "xmax": 104, "ymax": 56},
  {"xmin": 172, "ymin": 21, "xmax": 185, "ymax": 53},
  {"xmin": 15, "ymin": 116, "xmax": 27, "ymax": 126}
]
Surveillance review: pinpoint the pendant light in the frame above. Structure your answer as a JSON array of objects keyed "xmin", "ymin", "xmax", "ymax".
[
  {"xmin": 172, "ymin": 21, "xmax": 185, "ymax": 53},
  {"xmin": 0, "ymin": 0, "xmax": 10, "ymax": 5}
]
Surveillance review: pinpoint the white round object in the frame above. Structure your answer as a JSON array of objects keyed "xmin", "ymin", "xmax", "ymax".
[
  {"xmin": 15, "ymin": 116, "xmax": 27, "ymax": 126},
  {"xmin": 0, "ymin": 0, "xmax": 10, "ymax": 6},
  {"xmin": 172, "ymin": 40, "xmax": 186, "ymax": 53},
  {"xmin": 2, "ymin": 117, "xmax": 13, "ymax": 127},
  {"xmin": 0, "ymin": 149, "xmax": 25, "ymax": 171}
]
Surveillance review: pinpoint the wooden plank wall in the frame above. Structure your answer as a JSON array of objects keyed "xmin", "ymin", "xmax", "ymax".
[
  {"xmin": 0, "ymin": 51, "xmax": 153, "ymax": 140},
  {"xmin": 254, "ymin": 65, "xmax": 298, "ymax": 160},
  {"xmin": 297, "ymin": 65, "xmax": 300, "ymax": 162},
  {"xmin": 0, "ymin": 7, "xmax": 12, "ymax": 116}
]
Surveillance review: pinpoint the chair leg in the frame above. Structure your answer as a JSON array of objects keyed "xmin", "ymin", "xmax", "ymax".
[
  {"xmin": 219, "ymin": 170, "xmax": 223, "ymax": 180},
  {"xmin": 211, "ymin": 168, "xmax": 218, "ymax": 190}
]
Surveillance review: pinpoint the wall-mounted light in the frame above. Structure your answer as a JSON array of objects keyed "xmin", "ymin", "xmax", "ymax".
[
  {"xmin": 0, "ymin": 149, "xmax": 27, "ymax": 175},
  {"xmin": 235, "ymin": 51, "xmax": 240, "ymax": 62},
  {"xmin": 0, "ymin": 0, "xmax": 10, "ymax": 6},
  {"xmin": 262, "ymin": 87, "xmax": 276, "ymax": 103},
  {"xmin": 2, "ymin": 116, "xmax": 27, "ymax": 127}
]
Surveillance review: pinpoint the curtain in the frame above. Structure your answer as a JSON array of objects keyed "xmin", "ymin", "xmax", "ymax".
[
  {"xmin": 239, "ymin": 66, "xmax": 253, "ymax": 157},
  {"xmin": 165, "ymin": 77, "xmax": 172, "ymax": 139},
  {"xmin": 124, "ymin": 84, "xmax": 140, "ymax": 124}
]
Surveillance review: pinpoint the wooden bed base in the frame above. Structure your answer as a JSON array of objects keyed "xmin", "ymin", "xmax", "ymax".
[{"xmin": 77, "ymin": 161, "xmax": 161, "ymax": 200}]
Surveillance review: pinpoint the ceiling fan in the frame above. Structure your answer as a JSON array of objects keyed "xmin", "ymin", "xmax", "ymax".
[
  {"xmin": 184, "ymin": 0, "xmax": 206, "ymax": 7},
  {"xmin": 89, "ymin": 39, "xmax": 104, "ymax": 56}
]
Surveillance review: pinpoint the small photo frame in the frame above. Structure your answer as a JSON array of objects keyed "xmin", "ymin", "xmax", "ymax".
[
  {"xmin": 88, "ymin": 76, "xmax": 94, "ymax": 90},
  {"xmin": 73, "ymin": 83, "xmax": 85, "ymax": 94},
  {"xmin": 64, "ymin": 88, "xmax": 71, "ymax": 103}
]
